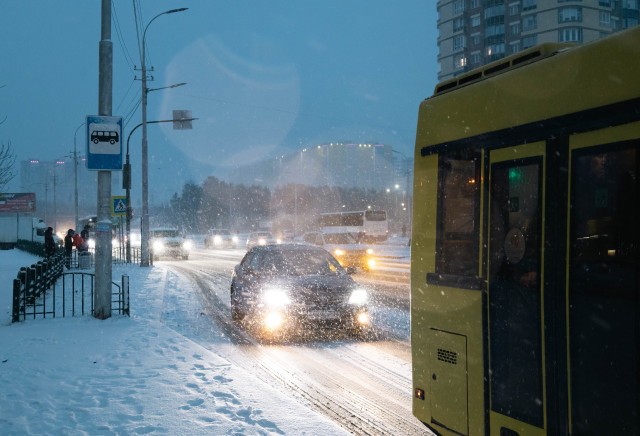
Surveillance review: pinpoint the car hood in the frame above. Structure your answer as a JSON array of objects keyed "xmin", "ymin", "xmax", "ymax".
[
  {"xmin": 322, "ymin": 243, "xmax": 365, "ymax": 252},
  {"xmin": 266, "ymin": 274, "xmax": 357, "ymax": 299},
  {"xmin": 153, "ymin": 237, "xmax": 184, "ymax": 244}
]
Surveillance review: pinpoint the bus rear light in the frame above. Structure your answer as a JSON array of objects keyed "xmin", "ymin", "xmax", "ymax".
[{"xmin": 415, "ymin": 388, "xmax": 425, "ymax": 400}]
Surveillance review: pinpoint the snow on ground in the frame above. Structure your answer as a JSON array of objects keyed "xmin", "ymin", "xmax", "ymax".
[{"xmin": 0, "ymin": 249, "xmax": 348, "ymax": 435}]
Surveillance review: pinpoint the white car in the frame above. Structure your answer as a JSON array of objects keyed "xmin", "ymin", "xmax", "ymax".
[
  {"xmin": 246, "ymin": 231, "xmax": 281, "ymax": 249},
  {"xmin": 301, "ymin": 231, "xmax": 375, "ymax": 271},
  {"xmin": 204, "ymin": 229, "xmax": 238, "ymax": 249},
  {"xmin": 149, "ymin": 227, "xmax": 192, "ymax": 260}
]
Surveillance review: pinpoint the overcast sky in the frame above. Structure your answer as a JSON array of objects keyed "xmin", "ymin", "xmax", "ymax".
[{"xmin": 1, "ymin": 1, "xmax": 438, "ymax": 201}]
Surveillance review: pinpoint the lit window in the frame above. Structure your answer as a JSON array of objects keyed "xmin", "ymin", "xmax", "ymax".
[{"xmin": 454, "ymin": 54, "xmax": 467, "ymax": 69}]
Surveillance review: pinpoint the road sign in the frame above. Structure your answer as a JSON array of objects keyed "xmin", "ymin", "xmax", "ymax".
[
  {"xmin": 112, "ymin": 196, "xmax": 127, "ymax": 216},
  {"xmin": 86, "ymin": 115, "xmax": 123, "ymax": 170}
]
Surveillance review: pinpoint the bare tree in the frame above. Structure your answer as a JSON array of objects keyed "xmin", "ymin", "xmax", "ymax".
[{"xmin": 0, "ymin": 140, "xmax": 16, "ymax": 192}]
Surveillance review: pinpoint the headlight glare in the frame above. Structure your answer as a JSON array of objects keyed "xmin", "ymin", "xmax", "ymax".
[
  {"xmin": 349, "ymin": 288, "xmax": 368, "ymax": 305},
  {"xmin": 153, "ymin": 240, "xmax": 164, "ymax": 252},
  {"xmin": 366, "ymin": 248, "xmax": 374, "ymax": 255},
  {"xmin": 263, "ymin": 288, "xmax": 291, "ymax": 307},
  {"xmin": 334, "ymin": 249, "xmax": 344, "ymax": 256},
  {"xmin": 183, "ymin": 240, "xmax": 193, "ymax": 250}
]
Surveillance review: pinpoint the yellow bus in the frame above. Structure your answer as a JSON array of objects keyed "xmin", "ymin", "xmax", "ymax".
[{"xmin": 411, "ymin": 27, "xmax": 639, "ymax": 435}]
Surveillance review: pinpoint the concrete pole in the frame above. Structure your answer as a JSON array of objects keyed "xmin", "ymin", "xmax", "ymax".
[
  {"xmin": 140, "ymin": 33, "xmax": 150, "ymax": 267},
  {"xmin": 95, "ymin": 0, "xmax": 113, "ymax": 319}
]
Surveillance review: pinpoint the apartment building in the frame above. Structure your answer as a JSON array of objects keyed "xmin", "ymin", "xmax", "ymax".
[{"xmin": 437, "ymin": 0, "xmax": 639, "ymax": 81}]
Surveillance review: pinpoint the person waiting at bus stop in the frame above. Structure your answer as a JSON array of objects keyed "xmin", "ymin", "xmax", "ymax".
[
  {"xmin": 64, "ymin": 229, "xmax": 74, "ymax": 269},
  {"xmin": 73, "ymin": 231, "xmax": 86, "ymax": 252},
  {"xmin": 44, "ymin": 227, "xmax": 56, "ymax": 258}
]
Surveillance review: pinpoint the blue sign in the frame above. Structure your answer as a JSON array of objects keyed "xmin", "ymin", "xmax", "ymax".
[{"xmin": 86, "ymin": 115, "xmax": 123, "ymax": 171}]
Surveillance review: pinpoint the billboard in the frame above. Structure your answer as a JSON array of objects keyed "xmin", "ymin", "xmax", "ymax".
[{"xmin": 0, "ymin": 193, "xmax": 36, "ymax": 213}]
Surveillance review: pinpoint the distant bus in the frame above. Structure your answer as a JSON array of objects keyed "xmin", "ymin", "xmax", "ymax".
[{"xmin": 318, "ymin": 210, "xmax": 388, "ymax": 243}]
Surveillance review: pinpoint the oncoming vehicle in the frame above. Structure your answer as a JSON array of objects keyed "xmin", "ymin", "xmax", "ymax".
[
  {"xmin": 149, "ymin": 227, "xmax": 192, "ymax": 260},
  {"xmin": 410, "ymin": 28, "xmax": 640, "ymax": 436},
  {"xmin": 246, "ymin": 231, "xmax": 280, "ymax": 249},
  {"xmin": 318, "ymin": 210, "xmax": 388, "ymax": 243},
  {"xmin": 302, "ymin": 231, "xmax": 375, "ymax": 271},
  {"xmin": 204, "ymin": 229, "xmax": 238, "ymax": 249},
  {"xmin": 230, "ymin": 244, "xmax": 370, "ymax": 338}
]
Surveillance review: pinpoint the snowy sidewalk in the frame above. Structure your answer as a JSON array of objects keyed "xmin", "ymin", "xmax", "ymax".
[{"xmin": 0, "ymin": 251, "xmax": 347, "ymax": 435}]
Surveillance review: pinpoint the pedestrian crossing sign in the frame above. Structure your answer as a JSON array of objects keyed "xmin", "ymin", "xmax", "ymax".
[{"xmin": 112, "ymin": 196, "xmax": 127, "ymax": 216}]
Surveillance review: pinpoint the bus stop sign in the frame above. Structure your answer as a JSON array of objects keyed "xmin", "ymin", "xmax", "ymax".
[{"xmin": 86, "ymin": 115, "xmax": 123, "ymax": 170}]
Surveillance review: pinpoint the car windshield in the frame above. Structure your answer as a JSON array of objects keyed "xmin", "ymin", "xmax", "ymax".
[
  {"xmin": 323, "ymin": 233, "xmax": 356, "ymax": 244},
  {"xmin": 152, "ymin": 230, "xmax": 179, "ymax": 238},
  {"xmin": 259, "ymin": 249, "xmax": 343, "ymax": 276}
]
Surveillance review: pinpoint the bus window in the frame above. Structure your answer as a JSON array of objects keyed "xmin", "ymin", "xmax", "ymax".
[
  {"xmin": 435, "ymin": 149, "xmax": 481, "ymax": 277},
  {"xmin": 569, "ymin": 143, "xmax": 639, "ymax": 434}
]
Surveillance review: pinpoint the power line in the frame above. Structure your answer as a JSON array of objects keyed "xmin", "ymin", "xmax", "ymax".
[
  {"xmin": 112, "ymin": 0, "xmax": 135, "ymax": 70},
  {"xmin": 116, "ymin": 79, "xmax": 136, "ymax": 113}
]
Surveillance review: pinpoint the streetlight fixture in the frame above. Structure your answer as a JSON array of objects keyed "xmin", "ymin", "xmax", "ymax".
[{"xmin": 140, "ymin": 7, "xmax": 188, "ymax": 267}]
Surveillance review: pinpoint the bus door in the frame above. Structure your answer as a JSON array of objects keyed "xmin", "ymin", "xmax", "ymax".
[
  {"xmin": 487, "ymin": 142, "xmax": 546, "ymax": 435},
  {"xmin": 567, "ymin": 131, "xmax": 639, "ymax": 435}
]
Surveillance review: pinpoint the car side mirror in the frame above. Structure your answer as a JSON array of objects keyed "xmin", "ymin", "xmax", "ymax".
[{"xmin": 346, "ymin": 266, "xmax": 357, "ymax": 275}]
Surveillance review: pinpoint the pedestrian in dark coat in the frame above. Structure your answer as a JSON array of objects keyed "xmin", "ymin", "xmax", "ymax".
[
  {"xmin": 44, "ymin": 227, "xmax": 56, "ymax": 257},
  {"xmin": 64, "ymin": 229, "xmax": 74, "ymax": 269}
]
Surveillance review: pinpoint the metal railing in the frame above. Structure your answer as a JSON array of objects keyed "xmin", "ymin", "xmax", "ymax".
[{"xmin": 11, "ymin": 254, "xmax": 130, "ymax": 322}]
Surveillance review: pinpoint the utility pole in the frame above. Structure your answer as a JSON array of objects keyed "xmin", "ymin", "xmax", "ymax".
[
  {"xmin": 139, "ymin": 8, "xmax": 188, "ymax": 267},
  {"xmin": 95, "ymin": 0, "xmax": 113, "ymax": 319}
]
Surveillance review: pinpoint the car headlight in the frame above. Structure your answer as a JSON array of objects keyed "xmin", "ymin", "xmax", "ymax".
[
  {"xmin": 334, "ymin": 249, "xmax": 344, "ymax": 256},
  {"xmin": 183, "ymin": 240, "xmax": 193, "ymax": 250},
  {"xmin": 366, "ymin": 248, "xmax": 374, "ymax": 255},
  {"xmin": 262, "ymin": 287, "xmax": 291, "ymax": 308},
  {"xmin": 214, "ymin": 236, "xmax": 221, "ymax": 245},
  {"xmin": 232, "ymin": 236, "xmax": 239, "ymax": 243},
  {"xmin": 348, "ymin": 288, "xmax": 368, "ymax": 305},
  {"xmin": 276, "ymin": 238, "xmax": 282, "ymax": 244},
  {"xmin": 258, "ymin": 238, "xmax": 266, "ymax": 245},
  {"xmin": 153, "ymin": 240, "xmax": 165, "ymax": 252}
]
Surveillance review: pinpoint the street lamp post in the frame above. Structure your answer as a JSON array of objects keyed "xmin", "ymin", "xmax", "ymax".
[
  {"xmin": 125, "ymin": 112, "xmax": 192, "ymax": 263},
  {"xmin": 140, "ymin": 7, "xmax": 188, "ymax": 267}
]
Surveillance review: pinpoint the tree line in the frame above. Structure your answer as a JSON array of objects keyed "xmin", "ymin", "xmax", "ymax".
[{"xmin": 159, "ymin": 176, "xmax": 408, "ymax": 236}]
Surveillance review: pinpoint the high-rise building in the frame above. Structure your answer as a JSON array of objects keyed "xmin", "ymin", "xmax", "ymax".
[{"xmin": 437, "ymin": 0, "xmax": 639, "ymax": 81}]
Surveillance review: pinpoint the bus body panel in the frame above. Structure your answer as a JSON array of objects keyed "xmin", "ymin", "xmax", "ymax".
[{"xmin": 412, "ymin": 26, "xmax": 640, "ymax": 436}]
